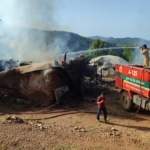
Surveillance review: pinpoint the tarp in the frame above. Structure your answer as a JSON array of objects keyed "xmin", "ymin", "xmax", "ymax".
[{"xmin": 90, "ymin": 55, "xmax": 129, "ymax": 67}]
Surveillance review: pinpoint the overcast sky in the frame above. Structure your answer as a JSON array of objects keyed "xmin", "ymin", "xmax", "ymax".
[{"xmin": 58, "ymin": 0, "xmax": 150, "ymax": 40}]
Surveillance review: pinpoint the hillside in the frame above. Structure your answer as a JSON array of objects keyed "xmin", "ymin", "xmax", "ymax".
[
  {"xmin": 89, "ymin": 36, "xmax": 150, "ymax": 47},
  {"xmin": 89, "ymin": 36, "xmax": 115, "ymax": 42},
  {"xmin": 0, "ymin": 22, "xmax": 117, "ymax": 55},
  {"xmin": 37, "ymin": 30, "xmax": 117, "ymax": 52},
  {"xmin": 110, "ymin": 38, "xmax": 150, "ymax": 47}
]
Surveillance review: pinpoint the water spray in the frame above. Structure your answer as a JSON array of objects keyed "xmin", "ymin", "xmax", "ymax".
[{"xmin": 64, "ymin": 47, "xmax": 139, "ymax": 55}]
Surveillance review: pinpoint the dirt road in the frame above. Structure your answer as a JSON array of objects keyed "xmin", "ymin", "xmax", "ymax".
[{"xmin": 0, "ymin": 89, "xmax": 150, "ymax": 150}]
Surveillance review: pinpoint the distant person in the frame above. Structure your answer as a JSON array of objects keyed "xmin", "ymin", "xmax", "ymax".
[
  {"xmin": 96, "ymin": 92, "xmax": 108, "ymax": 123},
  {"xmin": 140, "ymin": 44, "xmax": 149, "ymax": 68}
]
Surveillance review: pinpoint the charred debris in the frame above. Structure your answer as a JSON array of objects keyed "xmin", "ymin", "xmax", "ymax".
[{"xmin": 0, "ymin": 55, "xmax": 114, "ymax": 107}]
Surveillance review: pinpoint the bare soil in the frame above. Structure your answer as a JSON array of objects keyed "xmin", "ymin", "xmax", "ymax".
[{"xmin": 0, "ymin": 86, "xmax": 150, "ymax": 150}]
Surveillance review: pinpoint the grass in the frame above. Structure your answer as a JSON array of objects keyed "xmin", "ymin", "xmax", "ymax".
[
  {"xmin": 75, "ymin": 120, "xmax": 80, "ymax": 123},
  {"xmin": 68, "ymin": 117, "xmax": 72, "ymax": 119},
  {"xmin": 50, "ymin": 122, "xmax": 56, "ymax": 125},
  {"xmin": 100, "ymin": 127, "xmax": 103, "ymax": 131},
  {"xmin": 52, "ymin": 142, "xmax": 78, "ymax": 150},
  {"xmin": 86, "ymin": 125, "xmax": 97, "ymax": 131},
  {"xmin": 108, "ymin": 98, "xmax": 120, "ymax": 106},
  {"xmin": 50, "ymin": 132, "xmax": 55, "ymax": 135},
  {"xmin": 142, "ymin": 140, "xmax": 149, "ymax": 144},
  {"xmin": 63, "ymin": 135, "xmax": 68, "ymax": 139},
  {"xmin": 4, "ymin": 114, "xmax": 9, "ymax": 119},
  {"xmin": 107, "ymin": 98, "xmax": 124, "ymax": 113},
  {"xmin": 95, "ymin": 145, "xmax": 103, "ymax": 149},
  {"xmin": 65, "ymin": 124, "xmax": 71, "ymax": 128},
  {"xmin": 77, "ymin": 113, "xmax": 85, "ymax": 118}
]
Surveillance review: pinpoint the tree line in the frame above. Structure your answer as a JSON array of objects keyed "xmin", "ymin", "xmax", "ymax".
[{"xmin": 85, "ymin": 38, "xmax": 135, "ymax": 62}]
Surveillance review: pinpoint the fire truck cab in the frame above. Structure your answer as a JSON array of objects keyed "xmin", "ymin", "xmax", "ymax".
[{"xmin": 115, "ymin": 64, "xmax": 150, "ymax": 111}]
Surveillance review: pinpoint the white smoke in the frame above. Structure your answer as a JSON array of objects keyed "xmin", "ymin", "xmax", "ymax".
[
  {"xmin": 0, "ymin": 0, "xmax": 69, "ymax": 63},
  {"xmin": 132, "ymin": 48, "xmax": 150, "ymax": 65},
  {"xmin": 0, "ymin": 0, "xmax": 64, "ymax": 30}
]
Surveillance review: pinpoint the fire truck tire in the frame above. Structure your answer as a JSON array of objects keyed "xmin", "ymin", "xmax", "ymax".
[{"xmin": 120, "ymin": 91, "xmax": 134, "ymax": 111}]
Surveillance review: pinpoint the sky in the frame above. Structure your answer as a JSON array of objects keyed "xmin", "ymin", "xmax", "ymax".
[
  {"xmin": 57, "ymin": 0, "xmax": 150, "ymax": 40},
  {"xmin": 0, "ymin": 0, "xmax": 150, "ymax": 40}
]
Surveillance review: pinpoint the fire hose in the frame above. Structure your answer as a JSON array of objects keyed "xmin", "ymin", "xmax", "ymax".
[{"xmin": 0, "ymin": 68, "xmax": 144, "ymax": 121}]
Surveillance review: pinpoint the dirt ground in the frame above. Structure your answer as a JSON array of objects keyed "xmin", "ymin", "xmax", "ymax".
[{"xmin": 0, "ymin": 86, "xmax": 150, "ymax": 150}]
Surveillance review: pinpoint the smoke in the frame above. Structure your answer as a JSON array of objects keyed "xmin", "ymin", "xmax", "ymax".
[
  {"xmin": 132, "ymin": 48, "xmax": 150, "ymax": 65},
  {"xmin": 0, "ymin": 0, "xmax": 70, "ymax": 63},
  {"xmin": 131, "ymin": 49, "xmax": 143, "ymax": 64},
  {"xmin": 131, "ymin": 41, "xmax": 150, "ymax": 64},
  {"xmin": 0, "ymin": 0, "xmax": 64, "ymax": 30}
]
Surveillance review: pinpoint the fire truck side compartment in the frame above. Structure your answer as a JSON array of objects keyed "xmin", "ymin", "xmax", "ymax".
[{"xmin": 133, "ymin": 95, "xmax": 148, "ymax": 109}]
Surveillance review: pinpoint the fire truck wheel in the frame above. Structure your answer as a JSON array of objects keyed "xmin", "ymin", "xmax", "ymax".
[{"xmin": 120, "ymin": 91, "xmax": 134, "ymax": 111}]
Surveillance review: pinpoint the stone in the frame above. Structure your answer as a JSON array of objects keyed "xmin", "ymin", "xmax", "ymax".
[
  {"xmin": 115, "ymin": 132, "xmax": 120, "ymax": 136},
  {"xmin": 12, "ymin": 116, "xmax": 17, "ymax": 120},
  {"xmin": 74, "ymin": 127, "xmax": 78, "ymax": 130},
  {"xmin": 126, "ymin": 133, "xmax": 130, "ymax": 136},
  {"xmin": 111, "ymin": 127, "xmax": 117, "ymax": 131},
  {"xmin": 40, "ymin": 126, "xmax": 43, "ymax": 131},
  {"xmin": 37, "ymin": 123, "xmax": 42, "ymax": 127},
  {"xmin": 80, "ymin": 129, "xmax": 86, "ymax": 132}
]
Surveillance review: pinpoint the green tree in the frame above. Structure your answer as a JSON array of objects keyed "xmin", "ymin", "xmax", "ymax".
[
  {"xmin": 85, "ymin": 38, "xmax": 105, "ymax": 59},
  {"xmin": 123, "ymin": 44, "xmax": 134, "ymax": 62},
  {"xmin": 108, "ymin": 49, "xmax": 113, "ymax": 55},
  {"xmin": 89, "ymin": 38, "xmax": 105, "ymax": 50}
]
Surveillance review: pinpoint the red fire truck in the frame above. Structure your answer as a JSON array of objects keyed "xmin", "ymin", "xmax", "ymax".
[{"xmin": 115, "ymin": 64, "xmax": 150, "ymax": 111}]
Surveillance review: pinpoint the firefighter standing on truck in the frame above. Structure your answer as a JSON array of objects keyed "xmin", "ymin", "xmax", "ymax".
[{"xmin": 140, "ymin": 44, "xmax": 149, "ymax": 68}]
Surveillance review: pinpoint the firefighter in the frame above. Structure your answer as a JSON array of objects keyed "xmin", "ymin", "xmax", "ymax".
[{"xmin": 140, "ymin": 44, "xmax": 149, "ymax": 68}]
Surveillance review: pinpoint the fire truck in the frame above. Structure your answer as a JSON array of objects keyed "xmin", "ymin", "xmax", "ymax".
[{"xmin": 115, "ymin": 64, "xmax": 150, "ymax": 111}]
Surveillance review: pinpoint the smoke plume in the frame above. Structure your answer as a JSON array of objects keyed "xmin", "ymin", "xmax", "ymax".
[{"xmin": 0, "ymin": 0, "xmax": 69, "ymax": 63}]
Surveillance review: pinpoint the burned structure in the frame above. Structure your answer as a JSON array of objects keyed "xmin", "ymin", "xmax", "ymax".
[
  {"xmin": 0, "ymin": 56, "xmax": 96, "ymax": 106},
  {"xmin": 62, "ymin": 56, "xmax": 96, "ymax": 94}
]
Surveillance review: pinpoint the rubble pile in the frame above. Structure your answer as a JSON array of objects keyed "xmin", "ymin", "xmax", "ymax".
[
  {"xmin": 100, "ymin": 127, "xmax": 122, "ymax": 138},
  {"xmin": 28, "ymin": 121, "xmax": 47, "ymax": 131},
  {"xmin": 73, "ymin": 126, "xmax": 86, "ymax": 132},
  {"xmin": 3, "ymin": 116, "xmax": 24, "ymax": 124},
  {"xmin": 0, "ymin": 61, "xmax": 75, "ymax": 106},
  {"xmin": 0, "ymin": 56, "xmax": 96, "ymax": 106}
]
